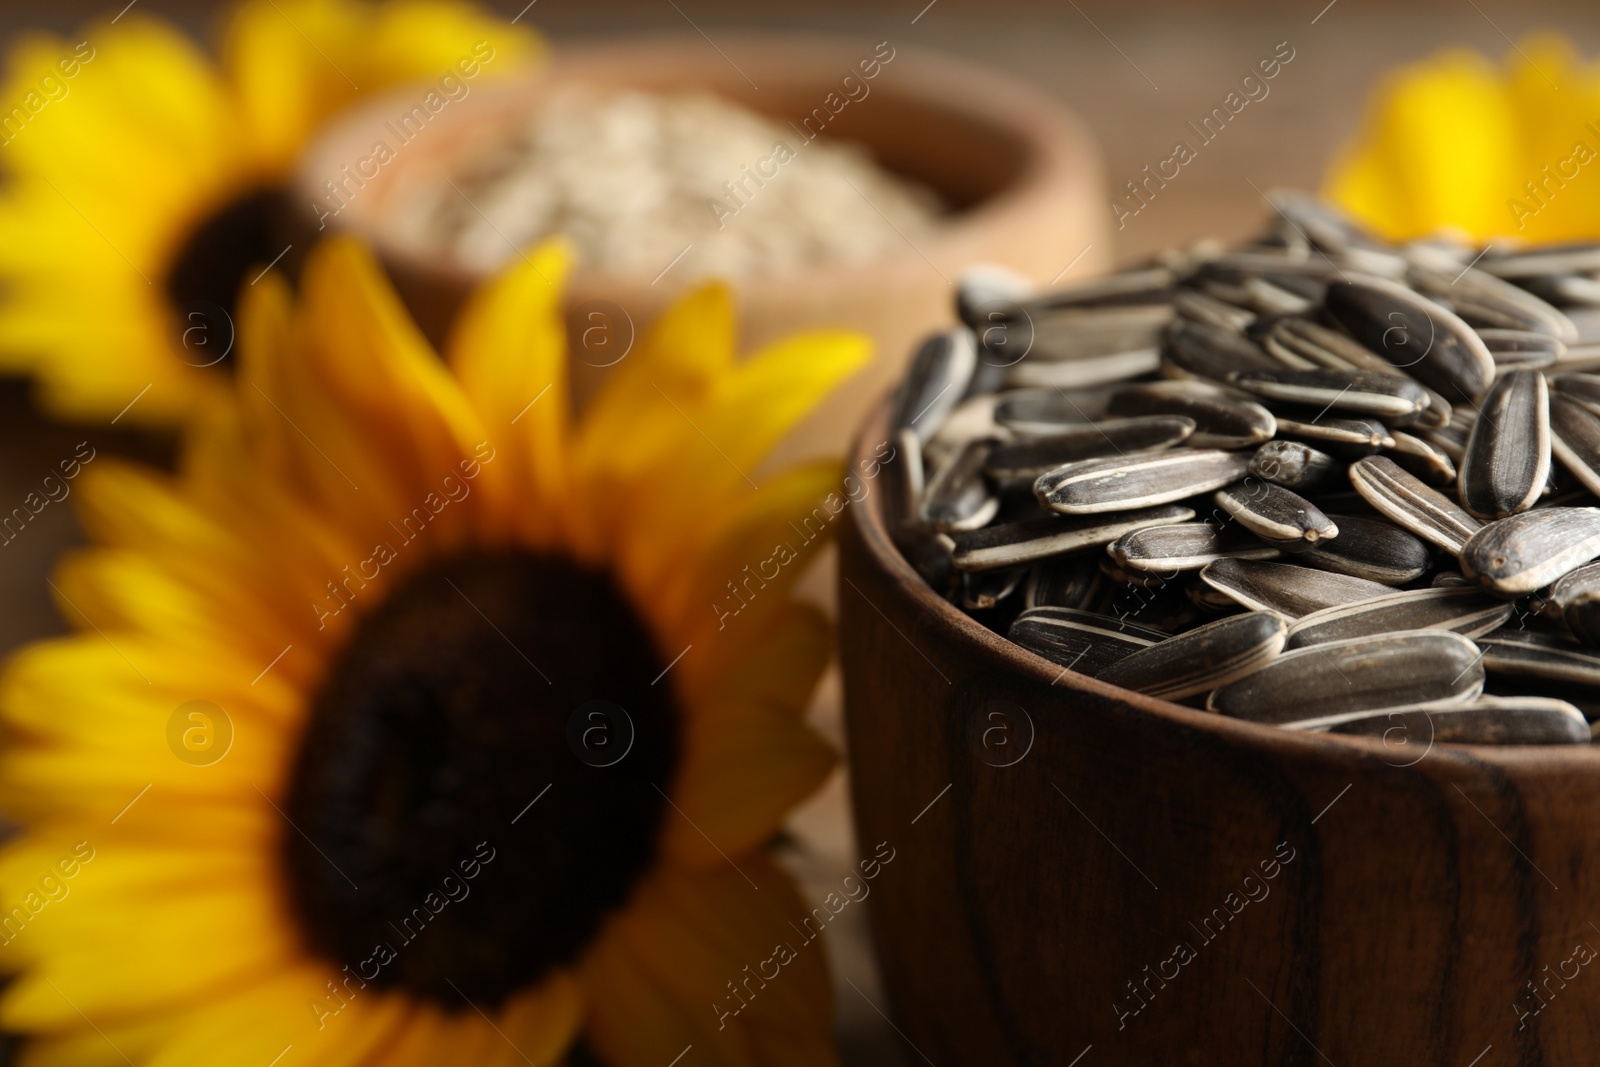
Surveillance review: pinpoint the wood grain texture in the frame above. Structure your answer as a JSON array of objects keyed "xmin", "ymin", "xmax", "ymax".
[{"xmin": 839, "ymin": 399, "xmax": 1600, "ymax": 1065}]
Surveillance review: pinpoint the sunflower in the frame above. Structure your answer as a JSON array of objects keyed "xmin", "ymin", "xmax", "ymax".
[
  {"xmin": 0, "ymin": 236, "xmax": 869, "ymax": 1065},
  {"xmin": 1324, "ymin": 34, "xmax": 1600, "ymax": 243},
  {"xmin": 0, "ymin": 0, "xmax": 541, "ymax": 425}
]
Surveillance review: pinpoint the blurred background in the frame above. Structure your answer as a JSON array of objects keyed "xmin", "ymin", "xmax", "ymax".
[{"xmin": 1, "ymin": 0, "xmax": 1597, "ymax": 1061}]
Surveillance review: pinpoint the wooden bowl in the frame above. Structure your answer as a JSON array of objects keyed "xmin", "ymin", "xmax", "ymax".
[
  {"xmin": 292, "ymin": 34, "xmax": 1106, "ymax": 466},
  {"xmin": 838, "ymin": 397, "xmax": 1600, "ymax": 1065}
]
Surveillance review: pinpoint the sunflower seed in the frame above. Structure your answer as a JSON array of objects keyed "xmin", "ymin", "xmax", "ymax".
[
  {"xmin": 1214, "ymin": 480, "xmax": 1339, "ymax": 547},
  {"xmin": 1198, "ymin": 558, "xmax": 1394, "ymax": 618},
  {"xmin": 1519, "ymin": 273, "xmax": 1600, "ymax": 309},
  {"xmin": 1007, "ymin": 606, "xmax": 1168, "ymax": 675},
  {"xmin": 1459, "ymin": 507, "xmax": 1600, "ymax": 596},
  {"xmin": 1021, "ymin": 267, "xmax": 1175, "ymax": 312},
  {"xmin": 1551, "ymin": 373, "xmax": 1600, "ymax": 419},
  {"xmin": 1298, "ymin": 513, "xmax": 1433, "ymax": 584},
  {"xmin": 1324, "ymin": 277, "xmax": 1495, "ymax": 404},
  {"xmin": 1249, "ymin": 440, "xmax": 1340, "ymax": 491},
  {"xmin": 1551, "ymin": 561, "xmax": 1600, "ymax": 613},
  {"xmin": 1105, "ymin": 382, "xmax": 1276, "ymax": 449},
  {"xmin": 991, "ymin": 387, "xmax": 1112, "ymax": 434},
  {"xmin": 1025, "ymin": 304, "xmax": 1175, "ymax": 359},
  {"xmin": 919, "ymin": 439, "xmax": 1000, "ymax": 532},
  {"xmin": 1164, "ymin": 320, "xmax": 1280, "ymax": 381},
  {"xmin": 1276, "ymin": 415, "xmax": 1395, "ymax": 458},
  {"xmin": 1548, "ymin": 393, "xmax": 1600, "ymax": 498},
  {"xmin": 1035, "ymin": 450, "xmax": 1252, "ymax": 515},
  {"xmin": 1385, "ymin": 430, "xmax": 1458, "ymax": 487},
  {"xmin": 1478, "ymin": 629, "xmax": 1600, "ymax": 690},
  {"xmin": 1174, "ymin": 288, "xmax": 1255, "ymax": 332},
  {"xmin": 961, "ymin": 567, "xmax": 1026, "ymax": 611},
  {"xmin": 1109, "ymin": 521, "xmax": 1280, "ymax": 572},
  {"xmin": 1024, "ymin": 556, "xmax": 1105, "ymax": 610},
  {"xmin": 1005, "ymin": 348, "xmax": 1163, "ymax": 389},
  {"xmin": 1098, "ymin": 611, "xmax": 1287, "ymax": 699},
  {"xmin": 1413, "ymin": 260, "xmax": 1579, "ymax": 341},
  {"xmin": 1457, "ymin": 369, "xmax": 1550, "ymax": 519},
  {"xmin": 957, "ymin": 263, "xmax": 1034, "ymax": 329},
  {"xmin": 1208, "ymin": 630, "xmax": 1485, "ymax": 726},
  {"xmin": 985, "ymin": 416, "xmax": 1195, "ymax": 488},
  {"xmin": 1286, "ymin": 587, "xmax": 1512, "ymax": 648},
  {"xmin": 885, "ymin": 427, "xmax": 924, "ymax": 527},
  {"xmin": 893, "ymin": 329, "xmax": 977, "ymax": 442},
  {"xmin": 1479, "ymin": 244, "xmax": 1600, "ymax": 279},
  {"xmin": 1563, "ymin": 596, "xmax": 1600, "ymax": 648},
  {"xmin": 1322, "ymin": 697, "xmax": 1590, "ymax": 744},
  {"xmin": 1479, "ymin": 328, "xmax": 1564, "ymax": 370},
  {"xmin": 951, "ymin": 505, "xmax": 1194, "ymax": 571},
  {"xmin": 1348, "ymin": 456, "xmax": 1484, "ymax": 555},
  {"xmin": 929, "ymin": 393, "xmax": 1010, "ymax": 453},
  {"xmin": 1230, "ymin": 366, "xmax": 1429, "ymax": 420}
]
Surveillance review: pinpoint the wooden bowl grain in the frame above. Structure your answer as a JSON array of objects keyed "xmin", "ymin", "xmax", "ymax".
[
  {"xmin": 293, "ymin": 34, "xmax": 1106, "ymax": 468},
  {"xmin": 838, "ymin": 397, "xmax": 1600, "ymax": 1065}
]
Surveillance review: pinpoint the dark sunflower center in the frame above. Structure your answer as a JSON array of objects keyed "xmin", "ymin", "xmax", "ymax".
[
  {"xmin": 283, "ymin": 551, "xmax": 678, "ymax": 1008},
  {"xmin": 164, "ymin": 187, "xmax": 293, "ymax": 372}
]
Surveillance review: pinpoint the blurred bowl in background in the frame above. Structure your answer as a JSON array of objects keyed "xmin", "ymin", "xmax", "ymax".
[{"xmin": 294, "ymin": 34, "xmax": 1107, "ymax": 466}]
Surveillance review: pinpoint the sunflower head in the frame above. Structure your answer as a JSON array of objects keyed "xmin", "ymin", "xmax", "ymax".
[
  {"xmin": 0, "ymin": 0, "xmax": 542, "ymax": 424},
  {"xmin": 0, "ymin": 237, "xmax": 867, "ymax": 1065},
  {"xmin": 1325, "ymin": 33, "xmax": 1600, "ymax": 242}
]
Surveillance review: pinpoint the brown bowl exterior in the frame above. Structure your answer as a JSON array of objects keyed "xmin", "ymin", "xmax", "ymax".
[
  {"xmin": 839, "ymin": 398, "xmax": 1600, "ymax": 1065},
  {"xmin": 293, "ymin": 34, "xmax": 1106, "ymax": 469}
]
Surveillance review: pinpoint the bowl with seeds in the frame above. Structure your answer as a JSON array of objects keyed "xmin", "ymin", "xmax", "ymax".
[
  {"xmin": 294, "ymin": 34, "xmax": 1105, "ymax": 465},
  {"xmin": 840, "ymin": 193, "xmax": 1600, "ymax": 1062}
]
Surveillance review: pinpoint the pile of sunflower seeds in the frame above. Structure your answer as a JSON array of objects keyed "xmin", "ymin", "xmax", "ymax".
[{"xmin": 886, "ymin": 192, "xmax": 1600, "ymax": 745}]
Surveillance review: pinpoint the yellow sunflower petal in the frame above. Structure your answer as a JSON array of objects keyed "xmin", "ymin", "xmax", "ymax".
[
  {"xmin": 446, "ymin": 240, "xmax": 573, "ymax": 548},
  {"xmin": 582, "ymin": 856, "xmax": 837, "ymax": 1067}
]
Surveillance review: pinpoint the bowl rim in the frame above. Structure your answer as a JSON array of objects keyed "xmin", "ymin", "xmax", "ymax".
[
  {"xmin": 848, "ymin": 394, "xmax": 1600, "ymax": 771},
  {"xmin": 293, "ymin": 31, "xmax": 1104, "ymax": 291}
]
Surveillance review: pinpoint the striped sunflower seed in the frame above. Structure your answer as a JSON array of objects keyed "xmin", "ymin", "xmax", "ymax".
[
  {"xmin": 1285, "ymin": 587, "xmax": 1512, "ymax": 648},
  {"xmin": 1478, "ymin": 629, "xmax": 1600, "ymax": 690},
  {"xmin": 1549, "ymin": 393, "xmax": 1600, "ymax": 498},
  {"xmin": 1275, "ymin": 415, "xmax": 1395, "ymax": 458},
  {"xmin": 961, "ymin": 567, "xmax": 1026, "ymax": 611},
  {"xmin": 1479, "ymin": 328, "xmax": 1565, "ymax": 370},
  {"xmin": 1385, "ymin": 430, "xmax": 1457, "ymax": 487},
  {"xmin": 1208, "ymin": 630, "xmax": 1485, "ymax": 727},
  {"xmin": 956, "ymin": 263, "xmax": 1033, "ymax": 329},
  {"xmin": 1105, "ymin": 381, "xmax": 1276, "ymax": 449},
  {"xmin": 992, "ymin": 387, "xmax": 1110, "ymax": 434},
  {"xmin": 1298, "ymin": 514, "xmax": 1432, "ymax": 585},
  {"xmin": 1551, "ymin": 373, "xmax": 1600, "ymax": 419},
  {"xmin": 1214, "ymin": 480, "xmax": 1339, "ymax": 548},
  {"xmin": 1322, "ymin": 697, "xmax": 1589, "ymax": 745},
  {"xmin": 951, "ymin": 505, "xmax": 1195, "ymax": 571},
  {"xmin": 1024, "ymin": 556, "xmax": 1105, "ymax": 611},
  {"xmin": 1348, "ymin": 456, "xmax": 1484, "ymax": 555},
  {"xmin": 1324, "ymin": 277, "xmax": 1495, "ymax": 404},
  {"xmin": 1480, "ymin": 245, "xmax": 1600, "ymax": 278},
  {"xmin": 919, "ymin": 439, "xmax": 1000, "ymax": 532},
  {"xmin": 1006, "ymin": 349, "xmax": 1162, "ymax": 389},
  {"xmin": 1109, "ymin": 521, "xmax": 1280, "ymax": 573},
  {"xmin": 1230, "ymin": 366, "xmax": 1429, "ymax": 420},
  {"xmin": 1198, "ymin": 558, "xmax": 1394, "ymax": 619},
  {"xmin": 1164, "ymin": 320, "xmax": 1280, "ymax": 380},
  {"xmin": 1551, "ymin": 561, "xmax": 1600, "ymax": 615},
  {"xmin": 1457, "ymin": 369, "xmax": 1550, "ymax": 519},
  {"xmin": 1007, "ymin": 607, "xmax": 1167, "ymax": 676},
  {"xmin": 1097, "ymin": 611, "xmax": 1287, "ymax": 699},
  {"xmin": 1249, "ymin": 439, "xmax": 1340, "ymax": 491},
  {"xmin": 1173, "ymin": 289, "xmax": 1255, "ymax": 332},
  {"xmin": 892, "ymin": 329, "xmax": 977, "ymax": 443},
  {"xmin": 1459, "ymin": 507, "xmax": 1600, "ymax": 596},
  {"xmin": 985, "ymin": 416, "xmax": 1195, "ymax": 488},
  {"xmin": 1035, "ymin": 450, "xmax": 1252, "ymax": 515}
]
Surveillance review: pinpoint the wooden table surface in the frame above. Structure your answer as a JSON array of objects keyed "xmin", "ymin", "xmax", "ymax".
[{"xmin": 1, "ymin": 2, "xmax": 1598, "ymax": 1062}]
